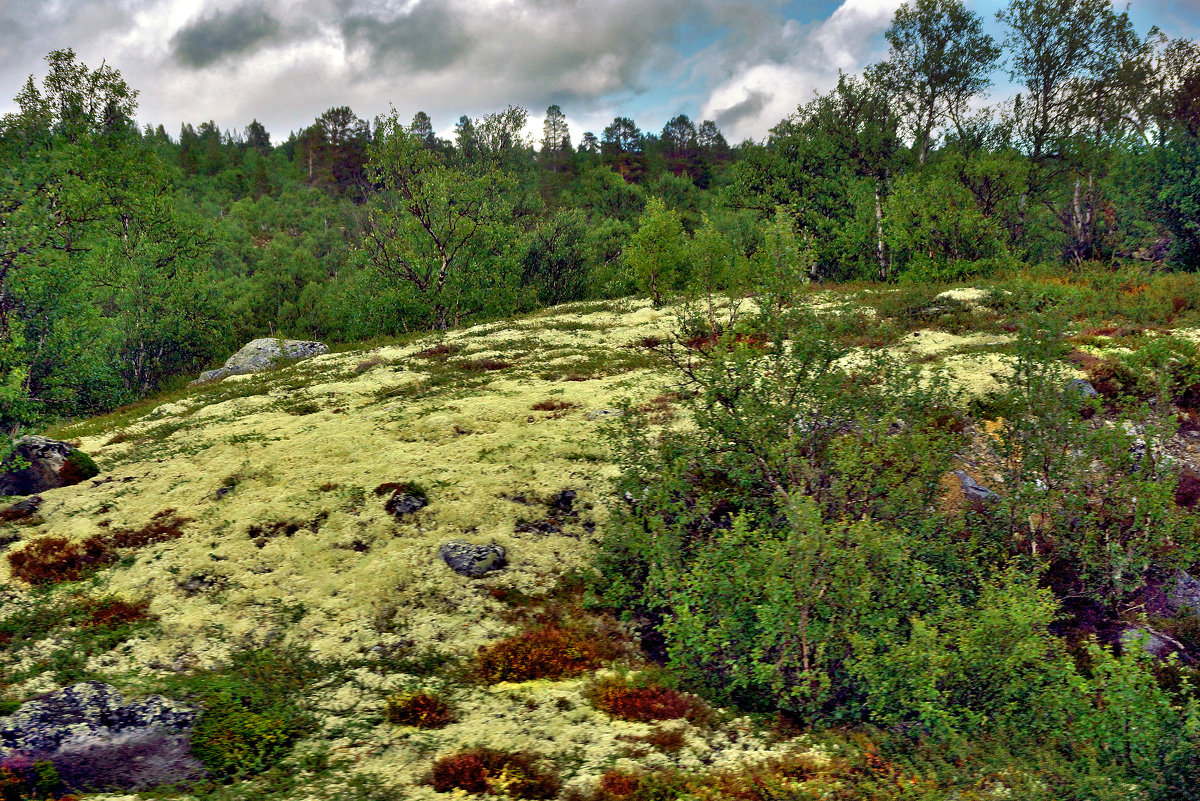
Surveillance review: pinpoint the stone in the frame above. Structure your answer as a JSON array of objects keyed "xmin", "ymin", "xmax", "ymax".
[
  {"xmin": 549, "ymin": 489, "xmax": 577, "ymax": 515},
  {"xmin": 190, "ymin": 338, "xmax": 329, "ymax": 385},
  {"xmin": 0, "ymin": 682, "xmax": 205, "ymax": 791},
  {"xmin": 385, "ymin": 490, "xmax": 428, "ymax": 519},
  {"xmin": 439, "ymin": 540, "xmax": 507, "ymax": 577},
  {"xmin": 0, "ymin": 495, "xmax": 42, "ymax": 522},
  {"xmin": 1169, "ymin": 570, "xmax": 1200, "ymax": 616},
  {"xmin": 954, "ymin": 470, "xmax": 999, "ymax": 504},
  {"xmin": 1120, "ymin": 626, "xmax": 1187, "ymax": 660},
  {"xmin": 1066, "ymin": 378, "xmax": 1101, "ymax": 399},
  {"xmin": 0, "ymin": 437, "xmax": 100, "ymax": 497},
  {"xmin": 586, "ymin": 409, "xmax": 623, "ymax": 421}
]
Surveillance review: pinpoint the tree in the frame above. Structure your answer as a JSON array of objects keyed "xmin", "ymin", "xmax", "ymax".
[
  {"xmin": 541, "ymin": 105, "xmax": 571, "ymax": 153},
  {"xmin": 245, "ymin": 119, "xmax": 271, "ymax": 153},
  {"xmin": 1, "ymin": 49, "xmax": 224, "ymax": 429},
  {"xmin": 624, "ymin": 197, "xmax": 686, "ymax": 306},
  {"xmin": 296, "ymin": 106, "xmax": 369, "ymax": 193},
  {"xmin": 602, "ymin": 117, "xmax": 646, "ymax": 182},
  {"xmin": 882, "ymin": 0, "xmax": 1000, "ymax": 163},
  {"xmin": 410, "ymin": 111, "xmax": 436, "ymax": 145},
  {"xmin": 359, "ymin": 112, "xmax": 519, "ymax": 329}
]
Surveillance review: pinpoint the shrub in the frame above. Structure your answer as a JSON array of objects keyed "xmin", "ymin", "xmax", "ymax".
[
  {"xmin": 7, "ymin": 535, "xmax": 115, "ymax": 585},
  {"xmin": 384, "ymin": 690, "xmax": 454, "ymax": 729},
  {"xmin": 107, "ymin": 509, "xmax": 189, "ymax": 548},
  {"xmin": 189, "ymin": 699, "xmax": 306, "ymax": 779},
  {"xmin": 57, "ymin": 448, "xmax": 99, "ymax": 486},
  {"xmin": 475, "ymin": 625, "xmax": 614, "ymax": 683},
  {"xmin": 586, "ymin": 676, "xmax": 704, "ymax": 722},
  {"xmin": 428, "ymin": 749, "xmax": 559, "ymax": 799}
]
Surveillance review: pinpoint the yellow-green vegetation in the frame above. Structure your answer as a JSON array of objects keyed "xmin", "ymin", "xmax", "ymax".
[{"xmin": 5, "ymin": 275, "xmax": 1200, "ymax": 800}]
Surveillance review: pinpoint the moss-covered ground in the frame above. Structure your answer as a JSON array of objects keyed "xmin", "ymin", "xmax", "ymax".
[{"xmin": 4, "ymin": 273, "xmax": 1199, "ymax": 799}]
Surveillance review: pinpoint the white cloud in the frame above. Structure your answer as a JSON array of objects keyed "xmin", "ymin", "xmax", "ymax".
[{"xmin": 700, "ymin": 0, "xmax": 900, "ymax": 141}]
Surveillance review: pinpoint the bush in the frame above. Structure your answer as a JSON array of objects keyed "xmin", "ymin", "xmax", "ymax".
[
  {"xmin": 475, "ymin": 625, "xmax": 617, "ymax": 683},
  {"xmin": 428, "ymin": 749, "xmax": 559, "ymax": 799},
  {"xmin": 384, "ymin": 689, "xmax": 454, "ymax": 729},
  {"xmin": 7, "ymin": 536, "xmax": 115, "ymax": 585},
  {"xmin": 585, "ymin": 675, "xmax": 705, "ymax": 722},
  {"xmin": 189, "ymin": 700, "xmax": 306, "ymax": 779}
]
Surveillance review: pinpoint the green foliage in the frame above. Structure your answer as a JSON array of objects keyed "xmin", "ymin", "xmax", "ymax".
[
  {"xmin": 169, "ymin": 648, "xmax": 319, "ymax": 780},
  {"xmin": 624, "ymin": 197, "xmax": 687, "ymax": 307},
  {"xmin": 360, "ymin": 112, "xmax": 520, "ymax": 330}
]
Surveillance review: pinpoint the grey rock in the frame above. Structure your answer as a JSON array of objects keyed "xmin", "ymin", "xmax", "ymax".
[
  {"xmin": 550, "ymin": 489, "xmax": 577, "ymax": 514},
  {"xmin": 439, "ymin": 540, "xmax": 507, "ymax": 578},
  {"xmin": 191, "ymin": 338, "xmax": 329, "ymax": 385},
  {"xmin": 0, "ymin": 436, "xmax": 99, "ymax": 497},
  {"xmin": 0, "ymin": 682, "xmax": 196, "ymax": 759},
  {"xmin": 1, "ymin": 495, "xmax": 42, "ymax": 522},
  {"xmin": 1121, "ymin": 626, "xmax": 1187, "ymax": 660},
  {"xmin": 1067, "ymin": 378, "xmax": 1101, "ymax": 399},
  {"xmin": 1169, "ymin": 570, "xmax": 1200, "ymax": 616},
  {"xmin": 586, "ymin": 409, "xmax": 623, "ymax": 421},
  {"xmin": 385, "ymin": 491, "xmax": 428, "ymax": 519},
  {"xmin": 954, "ymin": 470, "xmax": 999, "ymax": 504}
]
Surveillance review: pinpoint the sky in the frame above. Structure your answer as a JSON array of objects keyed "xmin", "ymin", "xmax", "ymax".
[{"xmin": 0, "ymin": 0, "xmax": 1196, "ymax": 145}]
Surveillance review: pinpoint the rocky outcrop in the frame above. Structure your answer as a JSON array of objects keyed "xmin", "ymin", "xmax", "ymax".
[
  {"xmin": 0, "ymin": 437, "xmax": 100, "ymax": 497},
  {"xmin": 439, "ymin": 541, "xmax": 507, "ymax": 577},
  {"xmin": 1169, "ymin": 570, "xmax": 1200, "ymax": 616},
  {"xmin": 191, "ymin": 338, "xmax": 329, "ymax": 385},
  {"xmin": 0, "ymin": 682, "xmax": 204, "ymax": 791},
  {"xmin": 954, "ymin": 470, "xmax": 999, "ymax": 504}
]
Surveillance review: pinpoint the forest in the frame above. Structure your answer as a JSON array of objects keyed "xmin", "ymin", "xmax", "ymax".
[
  {"xmin": 3, "ymin": 0, "xmax": 1200, "ymax": 798},
  {"xmin": 0, "ymin": 0, "xmax": 1197, "ymax": 432}
]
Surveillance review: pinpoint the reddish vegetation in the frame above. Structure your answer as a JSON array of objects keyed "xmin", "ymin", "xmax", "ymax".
[
  {"xmin": 7, "ymin": 535, "xmax": 115, "ymax": 585},
  {"xmin": 417, "ymin": 343, "xmax": 460, "ymax": 359},
  {"xmin": 598, "ymin": 771, "xmax": 642, "ymax": 797},
  {"xmin": 475, "ymin": 625, "xmax": 616, "ymax": 683},
  {"xmin": 459, "ymin": 358, "xmax": 513, "ymax": 372},
  {"xmin": 78, "ymin": 597, "xmax": 152, "ymax": 628},
  {"xmin": 685, "ymin": 331, "xmax": 768, "ymax": 352},
  {"xmin": 531, "ymin": 399, "xmax": 576, "ymax": 412},
  {"xmin": 385, "ymin": 690, "xmax": 455, "ymax": 729},
  {"xmin": 428, "ymin": 749, "xmax": 559, "ymax": 799},
  {"xmin": 109, "ymin": 509, "xmax": 190, "ymax": 549},
  {"xmin": 586, "ymin": 677, "xmax": 704, "ymax": 722},
  {"xmin": 6, "ymin": 509, "xmax": 190, "ymax": 585}
]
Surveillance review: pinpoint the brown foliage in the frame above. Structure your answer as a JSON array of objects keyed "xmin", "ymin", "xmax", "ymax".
[
  {"xmin": 7, "ymin": 535, "xmax": 115, "ymax": 585},
  {"xmin": 108, "ymin": 510, "xmax": 190, "ymax": 549},
  {"xmin": 428, "ymin": 749, "xmax": 559, "ymax": 798},
  {"xmin": 586, "ymin": 676, "xmax": 705, "ymax": 722},
  {"xmin": 475, "ymin": 625, "xmax": 616, "ymax": 683},
  {"xmin": 384, "ymin": 690, "xmax": 454, "ymax": 729}
]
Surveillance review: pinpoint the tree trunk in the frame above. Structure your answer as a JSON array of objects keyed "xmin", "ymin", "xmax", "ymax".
[{"xmin": 874, "ymin": 182, "xmax": 887, "ymax": 281}]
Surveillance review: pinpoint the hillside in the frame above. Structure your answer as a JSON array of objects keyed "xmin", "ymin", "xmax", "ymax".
[{"xmin": 5, "ymin": 280, "xmax": 1200, "ymax": 800}]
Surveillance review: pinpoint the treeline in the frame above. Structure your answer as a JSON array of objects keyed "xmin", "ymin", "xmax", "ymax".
[{"xmin": 2, "ymin": 0, "xmax": 1199, "ymax": 431}]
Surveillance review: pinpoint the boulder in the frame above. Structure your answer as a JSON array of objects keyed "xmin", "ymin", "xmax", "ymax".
[
  {"xmin": 0, "ymin": 495, "xmax": 42, "ymax": 522},
  {"xmin": 1066, "ymin": 378, "xmax": 1101, "ymax": 399},
  {"xmin": 439, "ymin": 541, "xmax": 507, "ymax": 577},
  {"xmin": 1169, "ymin": 570, "xmax": 1200, "ymax": 616},
  {"xmin": 0, "ymin": 682, "xmax": 204, "ymax": 791},
  {"xmin": 191, "ymin": 338, "xmax": 329, "ymax": 385},
  {"xmin": 385, "ymin": 490, "xmax": 428, "ymax": 519},
  {"xmin": 954, "ymin": 470, "xmax": 999, "ymax": 504},
  {"xmin": 1120, "ymin": 626, "xmax": 1188, "ymax": 660},
  {"xmin": 0, "ymin": 437, "xmax": 100, "ymax": 497}
]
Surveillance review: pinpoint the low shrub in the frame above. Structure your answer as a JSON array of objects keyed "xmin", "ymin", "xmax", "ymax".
[
  {"xmin": 474, "ymin": 625, "xmax": 616, "ymax": 683},
  {"xmin": 428, "ymin": 749, "xmax": 559, "ymax": 799},
  {"xmin": 189, "ymin": 700, "xmax": 306, "ymax": 779},
  {"xmin": 384, "ymin": 689, "xmax": 454, "ymax": 729},
  {"xmin": 108, "ymin": 509, "xmax": 190, "ymax": 549},
  {"xmin": 57, "ymin": 449, "xmax": 99, "ymax": 486},
  {"xmin": 586, "ymin": 676, "xmax": 705, "ymax": 722},
  {"xmin": 6, "ymin": 536, "xmax": 115, "ymax": 585}
]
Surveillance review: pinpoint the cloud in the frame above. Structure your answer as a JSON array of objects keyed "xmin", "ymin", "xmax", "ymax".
[
  {"xmin": 1, "ymin": 0, "xmax": 1192, "ymax": 145},
  {"xmin": 699, "ymin": 0, "xmax": 901, "ymax": 141},
  {"xmin": 171, "ymin": 4, "xmax": 285, "ymax": 68}
]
